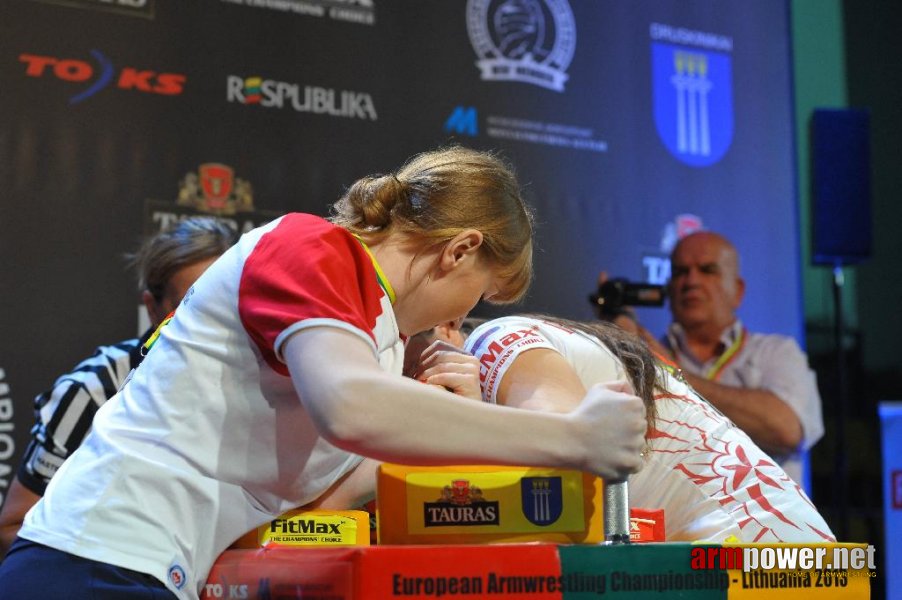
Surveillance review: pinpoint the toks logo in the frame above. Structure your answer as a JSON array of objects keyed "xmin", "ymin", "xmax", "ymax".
[{"xmin": 19, "ymin": 51, "xmax": 186, "ymax": 104}]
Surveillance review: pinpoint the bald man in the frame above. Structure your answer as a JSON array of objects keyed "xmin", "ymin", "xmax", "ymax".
[{"xmin": 634, "ymin": 231, "xmax": 824, "ymax": 487}]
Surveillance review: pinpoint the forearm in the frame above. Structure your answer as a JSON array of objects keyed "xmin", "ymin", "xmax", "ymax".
[
  {"xmin": 682, "ymin": 372, "xmax": 802, "ymax": 454},
  {"xmin": 285, "ymin": 327, "xmax": 645, "ymax": 480},
  {"xmin": 307, "ymin": 367, "xmax": 579, "ymax": 469}
]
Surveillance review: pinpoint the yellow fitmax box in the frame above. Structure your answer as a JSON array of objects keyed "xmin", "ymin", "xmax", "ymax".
[
  {"xmin": 377, "ymin": 464, "xmax": 603, "ymax": 545},
  {"xmin": 234, "ymin": 509, "xmax": 370, "ymax": 548}
]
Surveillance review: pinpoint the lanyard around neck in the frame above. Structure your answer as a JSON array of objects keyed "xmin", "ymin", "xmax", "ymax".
[
  {"xmin": 142, "ymin": 311, "xmax": 174, "ymax": 356},
  {"xmin": 352, "ymin": 234, "xmax": 396, "ymax": 304},
  {"xmin": 703, "ymin": 326, "xmax": 747, "ymax": 381}
]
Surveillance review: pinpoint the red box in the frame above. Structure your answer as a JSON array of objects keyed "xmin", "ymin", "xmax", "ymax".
[
  {"xmin": 202, "ymin": 544, "xmax": 564, "ymax": 599},
  {"xmin": 629, "ymin": 508, "xmax": 665, "ymax": 542}
]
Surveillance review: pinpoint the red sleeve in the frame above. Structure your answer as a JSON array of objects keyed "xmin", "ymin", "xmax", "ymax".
[{"xmin": 238, "ymin": 214, "xmax": 386, "ymax": 375}]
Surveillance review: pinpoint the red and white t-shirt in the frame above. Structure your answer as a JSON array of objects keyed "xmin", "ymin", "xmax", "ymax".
[
  {"xmin": 465, "ymin": 316, "xmax": 835, "ymax": 543},
  {"xmin": 20, "ymin": 214, "xmax": 404, "ymax": 599}
]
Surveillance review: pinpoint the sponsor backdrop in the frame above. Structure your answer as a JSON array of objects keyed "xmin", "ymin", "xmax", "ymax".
[{"xmin": 0, "ymin": 0, "xmax": 799, "ymax": 507}]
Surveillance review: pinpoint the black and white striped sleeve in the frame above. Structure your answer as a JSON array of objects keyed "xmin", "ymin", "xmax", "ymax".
[{"xmin": 17, "ymin": 337, "xmax": 142, "ymax": 495}]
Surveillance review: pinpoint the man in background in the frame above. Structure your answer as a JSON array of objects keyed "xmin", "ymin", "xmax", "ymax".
[{"xmin": 610, "ymin": 230, "xmax": 824, "ymax": 487}]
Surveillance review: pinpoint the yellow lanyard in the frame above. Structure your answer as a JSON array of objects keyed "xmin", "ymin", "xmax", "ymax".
[
  {"xmin": 141, "ymin": 311, "xmax": 174, "ymax": 356},
  {"xmin": 703, "ymin": 327, "xmax": 747, "ymax": 381},
  {"xmin": 352, "ymin": 234, "xmax": 396, "ymax": 304}
]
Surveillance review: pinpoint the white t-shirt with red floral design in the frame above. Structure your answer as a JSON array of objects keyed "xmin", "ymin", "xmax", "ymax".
[{"xmin": 465, "ymin": 316, "xmax": 835, "ymax": 543}]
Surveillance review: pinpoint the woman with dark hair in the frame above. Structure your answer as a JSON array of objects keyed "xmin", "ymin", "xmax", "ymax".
[{"xmin": 415, "ymin": 314, "xmax": 835, "ymax": 543}]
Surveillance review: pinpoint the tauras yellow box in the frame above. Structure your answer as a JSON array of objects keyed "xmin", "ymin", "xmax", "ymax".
[{"xmin": 377, "ymin": 464, "xmax": 603, "ymax": 545}]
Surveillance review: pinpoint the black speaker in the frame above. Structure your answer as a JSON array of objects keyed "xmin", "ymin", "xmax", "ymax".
[{"xmin": 810, "ymin": 108, "xmax": 872, "ymax": 265}]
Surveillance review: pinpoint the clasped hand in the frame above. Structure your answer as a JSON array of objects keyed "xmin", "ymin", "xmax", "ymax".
[{"xmin": 410, "ymin": 340, "xmax": 484, "ymax": 401}]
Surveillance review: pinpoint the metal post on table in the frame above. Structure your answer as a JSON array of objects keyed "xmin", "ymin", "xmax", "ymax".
[{"xmin": 603, "ymin": 479, "xmax": 630, "ymax": 544}]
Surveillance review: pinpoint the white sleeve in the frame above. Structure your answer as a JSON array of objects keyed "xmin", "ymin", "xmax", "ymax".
[
  {"xmin": 464, "ymin": 318, "xmax": 557, "ymax": 404},
  {"xmin": 464, "ymin": 317, "xmax": 628, "ymax": 404}
]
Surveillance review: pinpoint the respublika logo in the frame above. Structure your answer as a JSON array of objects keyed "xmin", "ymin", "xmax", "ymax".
[
  {"xmin": 466, "ymin": 0, "xmax": 576, "ymax": 92},
  {"xmin": 520, "ymin": 477, "xmax": 563, "ymax": 526},
  {"xmin": 226, "ymin": 75, "xmax": 377, "ymax": 121},
  {"xmin": 650, "ymin": 23, "xmax": 733, "ymax": 167},
  {"xmin": 19, "ymin": 51, "xmax": 185, "ymax": 104}
]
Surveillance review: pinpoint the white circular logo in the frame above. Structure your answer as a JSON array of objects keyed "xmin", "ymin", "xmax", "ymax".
[{"xmin": 467, "ymin": 0, "xmax": 576, "ymax": 92}]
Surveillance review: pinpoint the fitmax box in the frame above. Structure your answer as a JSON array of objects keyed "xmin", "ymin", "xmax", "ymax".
[{"xmin": 232, "ymin": 509, "xmax": 370, "ymax": 548}]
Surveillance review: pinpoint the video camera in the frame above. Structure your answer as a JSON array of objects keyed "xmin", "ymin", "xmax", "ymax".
[{"xmin": 589, "ymin": 278, "xmax": 666, "ymax": 318}]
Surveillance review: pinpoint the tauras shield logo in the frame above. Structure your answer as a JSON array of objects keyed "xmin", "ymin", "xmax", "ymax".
[
  {"xmin": 520, "ymin": 476, "xmax": 563, "ymax": 526},
  {"xmin": 199, "ymin": 163, "xmax": 234, "ymax": 209},
  {"xmin": 176, "ymin": 163, "xmax": 254, "ymax": 216},
  {"xmin": 652, "ymin": 43, "xmax": 733, "ymax": 167},
  {"xmin": 449, "ymin": 479, "xmax": 474, "ymax": 505}
]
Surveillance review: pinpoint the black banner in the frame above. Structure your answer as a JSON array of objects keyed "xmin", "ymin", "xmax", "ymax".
[{"xmin": 0, "ymin": 0, "xmax": 798, "ymax": 506}]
